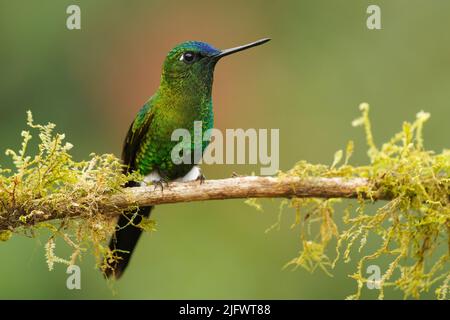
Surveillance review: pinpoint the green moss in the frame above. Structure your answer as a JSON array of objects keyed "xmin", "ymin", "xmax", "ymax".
[
  {"xmin": 0, "ymin": 111, "xmax": 138, "ymax": 273},
  {"xmin": 0, "ymin": 106, "xmax": 448, "ymax": 299},
  {"xmin": 245, "ymin": 198, "xmax": 264, "ymax": 212},
  {"xmin": 263, "ymin": 103, "xmax": 449, "ymax": 299},
  {"xmin": 0, "ymin": 230, "xmax": 12, "ymax": 242},
  {"xmin": 137, "ymin": 217, "xmax": 157, "ymax": 232}
]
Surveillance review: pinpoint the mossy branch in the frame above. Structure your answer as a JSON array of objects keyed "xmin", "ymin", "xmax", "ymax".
[
  {"xmin": 0, "ymin": 104, "xmax": 448, "ymax": 300},
  {"xmin": 0, "ymin": 176, "xmax": 386, "ymax": 231}
]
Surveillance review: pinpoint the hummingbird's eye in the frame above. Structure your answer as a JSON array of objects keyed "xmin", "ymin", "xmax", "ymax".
[{"xmin": 180, "ymin": 51, "xmax": 196, "ymax": 64}]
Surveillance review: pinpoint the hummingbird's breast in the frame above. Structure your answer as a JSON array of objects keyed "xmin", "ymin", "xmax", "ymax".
[{"xmin": 136, "ymin": 92, "xmax": 214, "ymax": 179}]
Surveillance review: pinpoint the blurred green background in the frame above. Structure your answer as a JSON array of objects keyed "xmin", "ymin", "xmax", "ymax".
[{"xmin": 0, "ymin": 0, "xmax": 448, "ymax": 299}]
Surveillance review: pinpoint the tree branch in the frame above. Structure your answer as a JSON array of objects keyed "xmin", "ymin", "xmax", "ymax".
[
  {"xmin": 0, "ymin": 176, "xmax": 388, "ymax": 231},
  {"xmin": 110, "ymin": 176, "xmax": 386, "ymax": 207}
]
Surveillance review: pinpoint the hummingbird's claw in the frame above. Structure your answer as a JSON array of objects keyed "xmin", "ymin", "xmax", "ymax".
[
  {"xmin": 197, "ymin": 173, "xmax": 206, "ymax": 185},
  {"xmin": 152, "ymin": 178, "xmax": 170, "ymax": 192},
  {"xmin": 231, "ymin": 172, "xmax": 242, "ymax": 178}
]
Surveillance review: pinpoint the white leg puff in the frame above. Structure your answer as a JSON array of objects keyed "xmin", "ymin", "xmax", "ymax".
[{"xmin": 175, "ymin": 166, "xmax": 201, "ymax": 182}]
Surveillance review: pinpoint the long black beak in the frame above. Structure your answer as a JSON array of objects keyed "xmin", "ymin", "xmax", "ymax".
[{"xmin": 215, "ymin": 38, "xmax": 271, "ymax": 59}]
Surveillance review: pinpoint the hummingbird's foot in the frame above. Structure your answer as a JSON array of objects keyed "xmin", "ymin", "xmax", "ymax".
[
  {"xmin": 196, "ymin": 173, "xmax": 206, "ymax": 185},
  {"xmin": 143, "ymin": 171, "xmax": 169, "ymax": 191},
  {"xmin": 231, "ymin": 172, "xmax": 243, "ymax": 178},
  {"xmin": 152, "ymin": 178, "xmax": 170, "ymax": 192}
]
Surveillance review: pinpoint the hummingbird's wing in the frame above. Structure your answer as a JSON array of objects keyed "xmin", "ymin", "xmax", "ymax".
[
  {"xmin": 122, "ymin": 99, "xmax": 155, "ymax": 173},
  {"xmin": 104, "ymin": 98, "xmax": 155, "ymax": 279}
]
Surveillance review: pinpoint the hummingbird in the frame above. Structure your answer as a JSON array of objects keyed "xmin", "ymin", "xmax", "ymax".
[{"xmin": 104, "ymin": 38, "xmax": 270, "ymax": 279}]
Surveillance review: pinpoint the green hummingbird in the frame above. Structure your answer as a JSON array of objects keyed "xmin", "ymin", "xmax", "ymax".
[{"xmin": 104, "ymin": 38, "xmax": 270, "ymax": 279}]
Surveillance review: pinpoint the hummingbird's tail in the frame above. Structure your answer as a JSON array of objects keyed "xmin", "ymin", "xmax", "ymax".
[{"xmin": 104, "ymin": 204, "xmax": 153, "ymax": 279}]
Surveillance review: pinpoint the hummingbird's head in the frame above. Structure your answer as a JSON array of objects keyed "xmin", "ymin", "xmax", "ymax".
[
  {"xmin": 161, "ymin": 41, "xmax": 220, "ymax": 82},
  {"xmin": 160, "ymin": 38, "xmax": 271, "ymax": 88}
]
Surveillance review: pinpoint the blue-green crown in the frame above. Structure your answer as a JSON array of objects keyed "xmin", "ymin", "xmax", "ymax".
[{"xmin": 167, "ymin": 41, "xmax": 220, "ymax": 58}]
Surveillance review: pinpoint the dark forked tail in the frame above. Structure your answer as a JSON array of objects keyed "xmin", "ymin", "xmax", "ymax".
[{"xmin": 104, "ymin": 201, "xmax": 154, "ymax": 279}]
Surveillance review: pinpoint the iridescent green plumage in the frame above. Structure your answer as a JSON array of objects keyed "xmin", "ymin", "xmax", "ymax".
[
  {"xmin": 123, "ymin": 41, "xmax": 218, "ymax": 179},
  {"xmin": 105, "ymin": 39, "xmax": 270, "ymax": 279}
]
